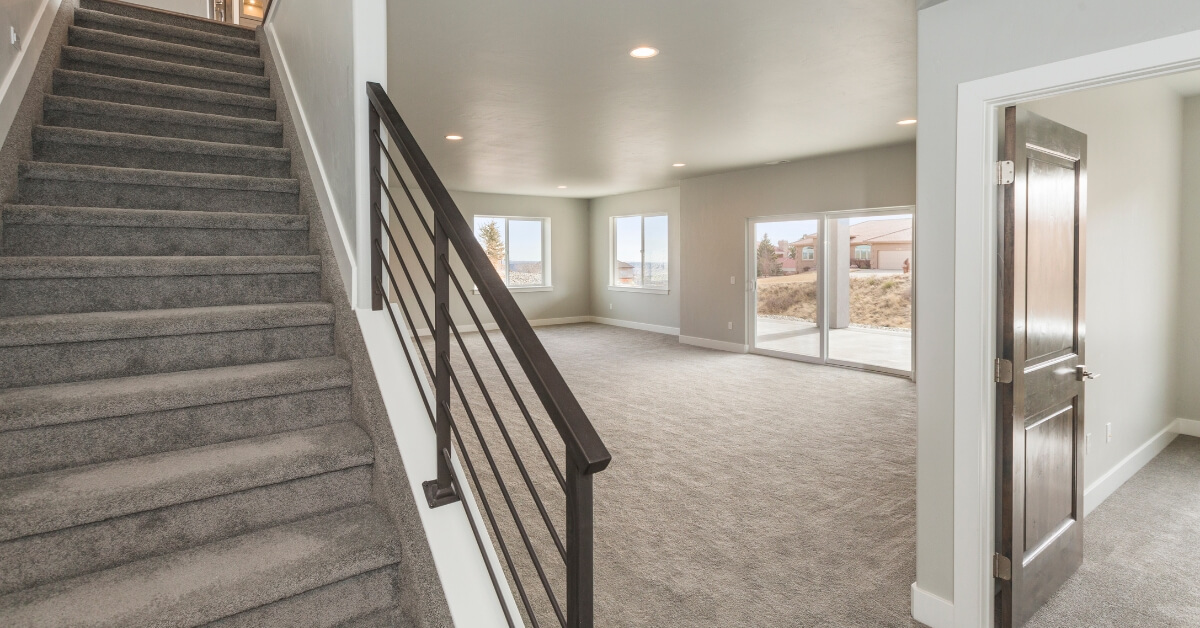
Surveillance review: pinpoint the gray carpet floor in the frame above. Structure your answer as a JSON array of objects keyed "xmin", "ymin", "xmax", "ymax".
[
  {"xmin": 442, "ymin": 323, "xmax": 918, "ymax": 627},
  {"xmin": 1026, "ymin": 435, "xmax": 1200, "ymax": 628}
]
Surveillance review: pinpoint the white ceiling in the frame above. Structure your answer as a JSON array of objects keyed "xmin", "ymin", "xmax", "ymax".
[{"xmin": 387, "ymin": 0, "xmax": 918, "ymax": 199}]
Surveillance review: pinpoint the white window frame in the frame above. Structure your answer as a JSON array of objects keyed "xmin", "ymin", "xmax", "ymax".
[
  {"xmin": 801, "ymin": 246, "xmax": 815, "ymax": 261},
  {"xmin": 854, "ymin": 244, "xmax": 872, "ymax": 260},
  {"xmin": 473, "ymin": 215, "xmax": 553, "ymax": 293},
  {"xmin": 608, "ymin": 213, "xmax": 669, "ymax": 295}
]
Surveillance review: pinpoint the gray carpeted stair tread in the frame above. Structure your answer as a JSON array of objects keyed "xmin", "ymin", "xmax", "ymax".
[
  {"xmin": 1, "ymin": 205, "xmax": 306, "ymax": 230},
  {"xmin": 0, "ymin": 504, "xmax": 400, "ymax": 627},
  {"xmin": 334, "ymin": 605, "xmax": 411, "ymax": 627},
  {"xmin": 33, "ymin": 126, "xmax": 288, "ymax": 163},
  {"xmin": 73, "ymin": 8, "xmax": 260, "ymax": 57},
  {"xmin": 53, "ymin": 68, "xmax": 276, "ymax": 120},
  {"xmin": 81, "ymin": 0, "xmax": 258, "ymax": 41},
  {"xmin": 0, "ymin": 302, "xmax": 333, "ymax": 348},
  {"xmin": 61, "ymin": 46, "xmax": 270, "ymax": 98},
  {"xmin": 0, "ymin": 254, "xmax": 317, "ymax": 279},
  {"xmin": 19, "ymin": 161, "xmax": 297, "ymax": 192},
  {"xmin": 42, "ymin": 94, "xmax": 282, "ymax": 146},
  {"xmin": 206, "ymin": 565, "xmax": 401, "ymax": 628},
  {"xmin": 69, "ymin": 25, "xmax": 265, "ymax": 76},
  {"xmin": 31, "ymin": 125, "xmax": 291, "ymax": 177},
  {"xmin": 0, "ymin": 422, "xmax": 374, "ymax": 542},
  {"xmin": 0, "ymin": 468, "xmax": 371, "ymax": 595},
  {"xmin": 0, "ymin": 356, "xmax": 351, "ymax": 432}
]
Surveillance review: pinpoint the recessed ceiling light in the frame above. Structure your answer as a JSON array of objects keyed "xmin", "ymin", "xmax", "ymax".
[
  {"xmin": 445, "ymin": 134, "xmax": 464, "ymax": 141},
  {"xmin": 557, "ymin": 185, "xmax": 568, "ymax": 189},
  {"xmin": 672, "ymin": 163, "xmax": 686, "ymax": 167},
  {"xmin": 897, "ymin": 119, "xmax": 917, "ymax": 125},
  {"xmin": 630, "ymin": 47, "xmax": 659, "ymax": 59}
]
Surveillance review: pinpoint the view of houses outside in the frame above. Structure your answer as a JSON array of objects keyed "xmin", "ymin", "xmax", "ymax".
[
  {"xmin": 474, "ymin": 217, "xmax": 546, "ymax": 286},
  {"xmin": 614, "ymin": 214, "xmax": 668, "ymax": 288}
]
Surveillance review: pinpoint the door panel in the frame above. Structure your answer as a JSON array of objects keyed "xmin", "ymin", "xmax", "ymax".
[{"xmin": 996, "ymin": 107, "xmax": 1088, "ymax": 628}]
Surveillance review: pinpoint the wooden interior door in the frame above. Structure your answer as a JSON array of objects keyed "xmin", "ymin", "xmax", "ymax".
[{"xmin": 996, "ymin": 107, "xmax": 1090, "ymax": 627}]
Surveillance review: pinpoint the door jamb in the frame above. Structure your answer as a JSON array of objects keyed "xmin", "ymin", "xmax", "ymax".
[{"xmin": 950, "ymin": 29, "xmax": 1200, "ymax": 628}]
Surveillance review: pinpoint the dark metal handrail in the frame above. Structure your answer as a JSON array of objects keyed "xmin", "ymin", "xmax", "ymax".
[{"xmin": 366, "ymin": 81, "xmax": 608, "ymax": 628}]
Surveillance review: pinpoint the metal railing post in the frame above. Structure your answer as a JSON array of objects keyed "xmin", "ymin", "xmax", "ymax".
[
  {"xmin": 566, "ymin": 458, "xmax": 595, "ymax": 628},
  {"xmin": 369, "ymin": 104, "xmax": 383, "ymax": 311},
  {"xmin": 423, "ymin": 217, "xmax": 460, "ymax": 508}
]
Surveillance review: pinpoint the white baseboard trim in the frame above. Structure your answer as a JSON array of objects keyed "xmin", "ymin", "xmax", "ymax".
[
  {"xmin": 411, "ymin": 314, "xmax": 592, "ymax": 337},
  {"xmin": 1083, "ymin": 420, "xmax": 1179, "ymax": 516},
  {"xmin": 1174, "ymin": 417, "xmax": 1200, "ymax": 438},
  {"xmin": 589, "ymin": 316, "xmax": 680, "ymax": 336},
  {"xmin": 678, "ymin": 334, "xmax": 749, "ymax": 354},
  {"xmin": 911, "ymin": 583, "xmax": 954, "ymax": 628},
  {"xmin": 0, "ymin": 0, "xmax": 61, "ymax": 149},
  {"xmin": 262, "ymin": 15, "xmax": 357, "ymax": 304}
]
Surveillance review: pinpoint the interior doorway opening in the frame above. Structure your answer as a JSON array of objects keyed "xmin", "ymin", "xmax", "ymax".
[{"xmin": 748, "ymin": 209, "xmax": 914, "ymax": 377}]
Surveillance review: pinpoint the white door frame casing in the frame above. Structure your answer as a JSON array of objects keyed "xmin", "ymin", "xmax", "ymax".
[{"xmin": 950, "ymin": 29, "xmax": 1200, "ymax": 628}]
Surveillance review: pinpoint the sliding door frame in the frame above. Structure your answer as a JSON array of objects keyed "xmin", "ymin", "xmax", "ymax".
[{"xmin": 746, "ymin": 213, "xmax": 826, "ymax": 365}]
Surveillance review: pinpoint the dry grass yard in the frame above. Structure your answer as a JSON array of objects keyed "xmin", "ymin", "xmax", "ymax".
[{"xmin": 757, "ymin": 272, "xmax": 912, "ymax": 329}]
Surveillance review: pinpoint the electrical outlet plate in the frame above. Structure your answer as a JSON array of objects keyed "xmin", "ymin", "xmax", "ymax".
[{"xmin": 11, "ymin": 26, "xmax": 20, "ymax": 48}]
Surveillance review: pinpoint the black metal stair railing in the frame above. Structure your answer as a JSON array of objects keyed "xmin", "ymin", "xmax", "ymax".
[{"xmin": 366, "ymin": 82, "xmax": 610, "ymax": 628}]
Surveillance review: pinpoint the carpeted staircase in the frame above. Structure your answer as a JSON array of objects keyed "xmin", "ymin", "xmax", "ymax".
[{"xmin": 0, "ymin": 1, "xmax": 409, "ymax": 625}]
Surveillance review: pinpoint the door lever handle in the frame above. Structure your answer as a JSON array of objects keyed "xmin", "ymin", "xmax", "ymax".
[{"xmin": 1076, "ymin": 365, "xmax": 1099, "ymax": 381}]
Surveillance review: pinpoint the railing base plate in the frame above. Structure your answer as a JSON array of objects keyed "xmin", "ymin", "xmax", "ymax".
[{"xmin": 423, "ymin": 479, "xmax": 461, "ymax": 508}]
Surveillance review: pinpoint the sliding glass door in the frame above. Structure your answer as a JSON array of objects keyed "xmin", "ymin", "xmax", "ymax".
[
  {"xmin": 748, "ymin": 216, "xmax": 823, "ymax": 362},
  {"xmin": 747, "ymin": 209, "xmax": 914, "ymax": 377}
]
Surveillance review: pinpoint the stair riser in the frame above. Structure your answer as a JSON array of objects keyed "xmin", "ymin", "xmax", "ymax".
[
  {"xmin": 0, "ymin": 325, "xmax": 333, "ymax": 388},
  {"xmin": 53, "ymin": 80, "xmax": 276, "ymax": 121},
  {"xmin": 74, "ymin": 15, "xmax": 259, "ymax": 57},
  {"xmin": 19, "ymin": 178, "xmax": 297, "ymax": 213},
  {"xmin": 0, "ymin": 273, "xmax": 321, "ymax": 316},
  {"xmin": 43, "ymin": 109, "xmax": 282, "ymax": 147},
  {"xmin": 2, "ymin": 224, "xmax": 308, "ymax": 257},
  {"xmin": 69, "ymin": 32, "xmax": 264, "ymax": 76},
  {"xmin": 33, "ymin": 141, "xmax": 291, "ymax": 177},
  {"xmin": 0, "ymin": 388, "xmax": 350, "ymax": 478},
  {"xmin": 0, "ymin": 467, "xmax": 370, "ymax": 595},
  {"xmin": 208, "ymin": 566, "xmax": 400, "ymax": 628},
  {"xmin": 80, "ymin": 0, "xmax": 258, "ymax": 41},
  {"xmin": 62, "ymin": 57, "xmax": 270, "ymax": 98}
]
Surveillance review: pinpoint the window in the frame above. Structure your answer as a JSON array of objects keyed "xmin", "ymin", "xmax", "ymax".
[
  {"xmin": 801, "ymin": 246, "xmax": 814, "ymax": 261},
  {"xmin": 473, "ymin": 216, "xmax": 550, "ymax": 289},
  {"xmin": 611, "ymin": 214, "xmax": 668, "ymax": 292},
  {"xmin": 854, "ymin": 245, "xmax": 871, "ymax": 260}
]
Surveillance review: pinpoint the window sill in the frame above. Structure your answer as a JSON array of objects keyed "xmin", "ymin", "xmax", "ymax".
[
  {"xmin": 608, "ymin": 285, "xmax": 669, "ymax": 295},
  {"xmin": 473, "ymin": 286, "xmax": 554, "ymax": 294}
]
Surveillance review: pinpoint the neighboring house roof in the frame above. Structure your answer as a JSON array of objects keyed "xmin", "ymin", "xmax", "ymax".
[
  {"xmin": 617, "ymin": 261, "xmax": 635, "ymax": 270},
  {"xmin": 787, "ymin": 217, "xmax": 913, "ymax": 248}
]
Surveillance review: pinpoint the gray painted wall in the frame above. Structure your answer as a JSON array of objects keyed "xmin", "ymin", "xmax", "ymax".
[
  {"xmin": 917, "ymin": 0, "xmax": 1200, "ymax": 603},
  {"xmin": 677, "ymin": 143, "xmax": 915, "ymax": 346},
  {"xmin": 1180, "ymin": 97, "xmax": 1200, "ymax": 420},
  {"xmin": 127, "ymin": 0, "xmax": 209, "ymax": 17},
  {"xmin": 1025, "ymin": 81, "xmax": 1183, "ymax": 493},
  {"xmin": 448, "ymin": 191, "xmax": 592, "ymax": 323},
  {"xmin": 588, "ymin": 187, "xmax": 681, "ymax": 331}
]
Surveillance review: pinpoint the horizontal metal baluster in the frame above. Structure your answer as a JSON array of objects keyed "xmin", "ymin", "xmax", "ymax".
[
  {"xmin": 444, "ymin": 358, "xmax": 567, "ymax": 627},
  {"xmin": 447, "ymin": 270, "xmax": 567, "ymax": 491},
  {"xmin": 375, "ymin": 171, "xmax": 436, "ymax": 287},
  {"xmin": 374, "ymin": 273, "xmax": 434, "ymax": 425},
  {"xmin": 375, "ymin": 241, "xmax": 435, "ymax": 377},
  {"xmin": 442, "ymin": 404, "xmax": 543, "ymax": 628},
  {"xmin": 439, "ymin": 447, "xmax": 517, "ymax": 628},
  {"xmin": 375, "ymin": 134, "xmax": 435, "ymax": 241},
  {"xmin": 376, "ymin": 212, "xmax": 435, "ymax": 333},
  {"xmin": 444, "ymin": 303, "xmax": 567, "ymax": 561}
]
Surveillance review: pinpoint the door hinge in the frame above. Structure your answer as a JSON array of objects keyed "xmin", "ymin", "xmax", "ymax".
[
  {"xmin": 996, "ymin": 160, "xmax": 1015, "ymax": 185},
  {"xmin": 994, "ymin": 358, "xmax": 1014, "ymax": 384},
  {"xmin": 993, "ymin": 553, "xmax": 1012, "ymax": 581}
]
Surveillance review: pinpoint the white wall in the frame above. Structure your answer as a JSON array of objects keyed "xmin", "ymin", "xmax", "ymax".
[
  {"xmin": 124, "ymin": 0, "xmax": 209, "ymax": 17},
  {"xmin": 678, "ymin": 143, "xmax": 915, "ymax": 347},
  {"xmin": 916, "ymin": 0, "xmax": 1200, "ymax": 608},
  {"xmin": 266, "ymin": 0, "xmax": 386, "ymax": 304},
  {"xmin": 1025, "ymin": 81, "xmax": 1183, "ymax": 496},
  {"xmin": 589, "ymin": 187, "xmax": 681, "ymax": 332},
  {"xmin": 0, "ymin": 0, "xmax": 58, "ymax": 150},
  {"xmin": 1182, "ymin": 98, "xmax": 1200, "ymax": 421}
]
